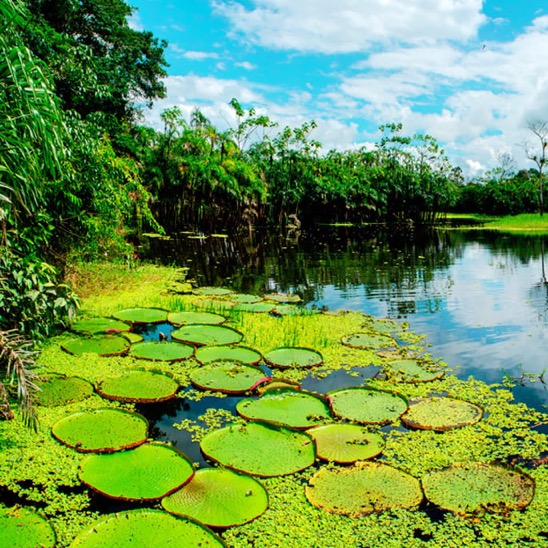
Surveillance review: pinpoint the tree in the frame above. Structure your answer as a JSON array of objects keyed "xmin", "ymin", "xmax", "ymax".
[{"xmin": 525, "ymin": 119, "xmax": 547, "ymax": 216}]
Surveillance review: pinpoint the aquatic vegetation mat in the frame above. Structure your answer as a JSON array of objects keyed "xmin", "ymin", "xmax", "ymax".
[
  {"xmin": 190, "ymin": 361, "xmax": 268, "ymax": 394},
  {"xmin": 167, "ymin": 310, "xmax": 227, "ymax": 325},
  {"xmin": 231, "ymin": 302, "xmax": 276, "ymax": 313},
  {"xmin": 162, "ymin": 468, "xmax": 268, "ymax": 528},
  {"xmin": 401, "ymin": 397, "xmax": 483, "ymax": 431},
  {"xmin": 171, "ymin": 324, "xmax": 244, "ymax": 346},
  {"xmin": 37, "ymin": 376, "xmax": 93, "ymax": 407},
  {"xmin": 341, "ymin": 333, "xmax": 395, "ymax": 349},
  {"xmin": 305, "ymin": 462, "xmax": 423, "ymax": 516},
  {"xmin": 70, "ymin": 509, "xmax": 224, "ymax": 547},
  {"xmin": 194, "ymin": 286, "xmax": 233, "ymax": 296},
  {"xmin": 71, "ymin": 317, "xmax": 130, "ymax": 334},
  {"xmin": 200, "ymin": 421, "xmax": 316, "ymax": 477},
  {"xmin": 96, "ymin": 371, "xmax": 179, "ymax": 403},
  {"xmin": 128, "ymin": 340, "xmax": 194, "ymax": 361},
  {"xmin": 61, "ymin": 334, "xmax": 130, "ymax": 356},
  {"xmin": 383, "ymin": 359, "xmax": 444, "ymax": 383},
  {"xmin": 79, "ymin": 443, "xmax": 194, "ymax": 501},
  {"xmin": 421, "ymin": 462, "xmax": 536, "ymax": 515},
  {"xmin": 308, "ymin": 424, "xmax": 385, "ymax": 463},
  {"xmin": 236, "ymin": 389, "xmax": 332, "ymax": 428},
  {"xmin": 195, "ymin": 345, "xmax": 262, "ymax": 364},
  {"xmin": 264, "ymin": 346, "xmax": 323, "ymax": 369},
  {"xmin": 230, "ymin": 293, "xmax": 262, "ymax": 304},
  {"xmin": 266, "ymin": 292, "xmax": 302, "ymax": 303},
  {"xmin": 0, "ymin": 505, "xmax": 56, "ymax": 548},
  {"xmin": 112, "ymin": 307, "xmax": 169, "ymax": 324},
  {"xmin": 328, "ymin": 387, "xmax": 408, "ymax": 425},
  {"xmin": 51, "ymin": 409, "xmax": 148, "ymax": 452}
]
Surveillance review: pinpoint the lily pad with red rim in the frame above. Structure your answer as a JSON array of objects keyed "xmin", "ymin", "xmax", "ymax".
[
  {"xmin": 112, "ymin": 307, "xmax": 169, "ymax": 324},
  {"xmin": 0, "ymin": 505, "xmax": 56, "ymax": 548},
  {"xmin": 51, "ymin": 408, "xmax": 148, "ymax": 453},
  {"xmin": 37, "ymin": 376, "xmax": 93, "ymax": 407},
  {"xmin": 190, "ymin": 361, "xmax": 268, "ymax": 394},
  {"xmin": 200, "ymin": 421, "xmax": 316, "ymax": 477},
  {"xmin": 167, "ymin": 310, "xmax": 227, "ymax": 326},
  {"xmin": 69, "ymin": 509, "xmax": 224, "ymax": 547},
  {"xmin": 264, "ymin": 347, "xmax": 323, "ymax": 369},
  {"xmin": 308, "ymin": 424, "xmax": 385, "ymax": 463},
  {"xmin": 78, "ymin": 443, "xmax": 194, "ymax": 501},
  {"xmin": 195, "ymin": 344, "xmax": 262, "ymax": 364},
  {"xmin": 61, "ymin": 334, "xmax": 130, "ymax": 357},
  {"xmin": 128, "ymin": 341, "xmax": 194, "ymax": 362},
  {"xmin": 96, "ymin": 371, "xmax": 179, "ymax": 403},
  {"xmin": 328, "ymin": 387, "xmax": 408, "ymax": 425},
  {"xmin": 162, "ymin": 468, "xmax": 268, "ymax": 528},
  {"xmin": 341, "ymin": 333, "xmax": 395, "ymax": 350},
  {"xmin": 172, "ymin": 324, "xmax": 243, "ymax": 346},
  {"xmin": 305, "ymin": 462, "xmax": 423, "ymax": 516},
  {"xmin": 422, "ymin": 462, "xmax": 535, "ymax": 515}
]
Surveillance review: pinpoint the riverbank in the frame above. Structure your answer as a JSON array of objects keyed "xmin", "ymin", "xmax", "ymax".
[{"xmin": 446, "ymin": 213, "xmax": 548, "ymax": 234}]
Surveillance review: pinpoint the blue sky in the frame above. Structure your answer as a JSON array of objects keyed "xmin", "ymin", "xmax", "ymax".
[{"xmin": 129, "ymin": 0, "xmax": 548, "ymax": 177}]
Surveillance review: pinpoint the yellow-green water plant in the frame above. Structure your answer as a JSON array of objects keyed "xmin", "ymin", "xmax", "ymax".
[
  {"xmin": 167, "ymin": 310, "xmax": 227, "ymax": 326},
  {"xmin": 128, "ymin": 341, "xmax": 195, "ymax": 362},
  {"xmin": 172, "ymin": 324, "xmax": 244, "ymax": 347},
  {"xmin": 368, "ymin": 318, "xmax": 407, "ymax": 334},
  {"xmin": 69, "ymin": 509, "xmax": 225, "ymax": 547},
  {"xmin": 382, "ymin": 358, "xmax": 445, "ymax": 383},
  {"xmin": 305, "ymin": 462, "xmax": 423, "ymax": 517},
  {"xmin": 421, "ymin": 462, "xmax": 536, "ymax": 515},
  {"xmin": 70, "ymin": 317, "xmax": 131, "ymax": 334},
  {"xmin": 0, "ymin": 504, "xmax": 56, "ymax": 548},
  {"xmin": 111, "ymin": 307, "xmax": 169, "ymax": 324},
  {"xmin": 266, "ymin": 293, "xmax": 302, "ymax": 303},
  {"xmin": 61, "ymin": 334, "xmax": 130, "ymax": 357},
  {"xmin": 264, "ymin": 347, "xmax": 323, "ymax": 369},
  {"xmin": 195, "ymin": 345, "xmax": 262, "ymax": 365},
  {"xmin": 401, "ymin": 397, "xmax": 483, "ymax": 431},
  {"xmin": 190, "ymin": 361, "xmax": 269, "ymax": 394},
  {"xmin": 78, "ymin": 442, "xmax": 194, "ymax": 501},
  {"xmin": 327, "ymin": 386, "xmax": 408, "ymax": 425},
  {"xmin": 341, "ymin": 332, "xmax": 396, "ymax": 350},
  {"xmin": 200, "ymin": 421, "xmax": 316, "ymax": 477},
  {"xmin": 51, "ymin": 408, "xmax": 148, "ymax": 453},
  {"xmin": 194, "ymin": 287, "xmax": 234, "ymax": 297},
  {"xmin": 230, "ymin": 293, "xmax": 263, "ymax": 304},
  {"xmin": 37, "ymin": 375, "xmax": 93, "ymax": 407},
  {"xmin": 308, "ymin": 424, "xmax": 385, "ymax": 463},
  {"xmin": 236, "ymin": 389, "xmax": 332, "ymax": 429},
  {"xmin": 96, "ymin": 370, "xmax": 180, "ymax": 403},
  {"xmin": 231, "ymin": 302, "xmax": 277, "ymax": 313},
  {"xmin": 162, "ymin": 467, "xmax": 269, "ymax": 528}
]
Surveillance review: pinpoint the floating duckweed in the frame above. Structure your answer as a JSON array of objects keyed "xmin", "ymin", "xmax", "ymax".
[{"xmin": 402, "ymin": 397, "xmax": 483, "ymax": 431}]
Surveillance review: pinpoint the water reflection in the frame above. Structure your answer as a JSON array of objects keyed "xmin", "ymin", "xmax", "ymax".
[{"xmin": 142, "ymin": 226, "xmax": 547, "ymax": 411}]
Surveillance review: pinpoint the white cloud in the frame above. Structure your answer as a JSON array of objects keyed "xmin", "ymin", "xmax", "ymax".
[
  {"xmin": 213, "ymin": 0, "xmax": 486, "ymax": 53},
  {"xmin": 235, "ymin": 61, "xmax": 257, "ymax": 70},
  {"xmin": 127, "ymin": 12, "xmax": 144, "ymax": 31}
]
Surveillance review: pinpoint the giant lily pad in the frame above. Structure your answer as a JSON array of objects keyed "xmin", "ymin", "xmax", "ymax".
[
  {"xmin": 79, "ymin": 443, "xmax": 194, "ymax": 501},
  {"xmin": 61, "ymin": 335, "xmax": 130, "ymax": 356},
  {"xmin": 230, "ymin": 293, "xmax": 262, "ymax": 304},
  {"xmin": 401, "ymin": 397, "xmax": 483, "ymax": 431},
  {"xmin": 171, "ymin": 324, "xmax": 243, "ymax": 346},
  {"xmin": 308, "ymin": 424, "xmax": 385, "ymax": 463},
  {"xmin": 194, "ymin": 287, "xmax": 233, "ymax": 296},
  {"xmin": 112, "ymin": 307, "xmax": 168, "ymax": 324},
  {"xmin": 266, "ymin": 293, "xmax": 302, "ymax": 303},
  {"xmin": 422, "ymin": 463, "xmax": 535, "ymax": 515},
  {"xmin": 71, "ymin": 317, "xmax": 131, "ymax": 334},
  {"xmin": 162, "ymin": 468, "xmax": 268, "ymax": 528},
  {"xmin": 70, "ymin": 509, "xmax": 224, "ymax": 547},
  {"xmin": 200, "ymin": 421, "xmax": 316, "ymax": 477},
  {"xmin": 195, "ymin": 345, "xmax": 262, "ymax": 365},
  {"xmin": 236, "ymin": 389, "xmax": 332, "ymax": 429},
  {"xmin": 328, "ymin": 387, "xmax": 408, "ymax": 425},
  {"xmin": 264, "ymin": 347, "xmax": 323, "ymax": 369},
  {"xmin": 167, "ymin": 310, "xmax": 226, "ymax": 326},
  {"xmin": 96, "ymin": 371, "xmax": 179, "ymax": 403},
  {"xmin": 52, "ymin": 409, "xmax": 148, "ymax": 452},
  {"xmin": 384, "ymin": 359, "xmax": 444, "ymax": 383},
  {"xmin": 190, "ymin": 361, "xmax": 268, "ymax": 394},
  {"xmin": 341, "ymin": 333, "xmax": 395, "ymax": 350},
  {"xmin": 305, "ymin": 462, "xmax": 423, "ymax": 516},
  {"xmin": 370, "ymin": 319, "xmax": 406, "ymax": 333},
  {"xmin": 128, "ymin": 341, "xmax": 194, "ymax": 362},
  {"xmin": 0, "ymin": 505, "xmax": 56, "ymax": 548},
  {"xmin": 231, "ymin": 302, "xmax": 276, "ymax": 313},
  {"xmin": 37, "ymin": 376, "xmax": 93, "ymax": 407}
]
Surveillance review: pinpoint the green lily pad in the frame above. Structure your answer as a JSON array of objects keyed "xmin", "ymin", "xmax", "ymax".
[
  {"xmin": 341, "ymin": 333, "xmax": 395, "ymax": 350},
  {"xmin": 264, "ymin": 347, "xmax": 323, "ymax": 369},
  {"xmin": 328, "ymin": 387, "xmax": 408, "ymax": 425},
  {"xmin": 232, "ymin": 302, "xmax": 276, "ymax": 313},
  {"xmin": 128, "ymin": 341, "xmax": 194, "ymax": 362},
  {"xmin": 305, "ymin": 462, "xmax": 423, "ymax": 516},
  {"xmin": 122, "ymin": 331, "xmax": 144, "ymax": 344},
  {"xmin": 162, "ymin": 468, "xmax": 268, "ymax": 528},
  {"xmin": 195, "ymin": 345, "xmax": 262, "ymax": 365},
  {"xmin": 200, "ymin": 421, "xmax": 316, "ymax": 477},
  {"xmin": 79, "ymin": 443, "xmax": 194, "ymax": 501},
  {"xmin": 422, "ymin": 463, "xmax": 535, "ymax": 515},
  {"xmin": 308, "ymin": 424, "xmax": 385, "ymax": 463},
  {"xmin": 266, "ymin": 293, "xmax": 302, "ymax": 303},
  {"xmin": 69, "ymin": 509, "xmax": 224, "ymax": 547},
  {"xmin": 230, "ymin": 293, "xmax": 262, "ymax": 304},
  {"xmin": 96, "ymin": 371, "xmax": 179, "ymax": 403},
  {"xmin": 370, "ymin": 319, "xmax": 406, "ymax": 333},
  {"xmin": 71, "ymin": 317, "xmax": 131, "ymax": 334},
  {"xmin": 256, "ymin": 378, "xmax": 301, "ymax": 395},
  {"xmin": 171, "ymin": 324, "xmax": 243, "ymax": 346},
  {"xmin": 384, "ymin": 359, "xmax": 444, "ymax": 383},
  {"xmin": 167, "ymin": 310, "xmax": 227, "ymax": 326},
  {"xmin": 61, "ymin": 335, "xmax": 130, "ymax": 357},
  {"xmin": 0, "ymin": 505, "xmax": 56, "ymax": 548},
  {"xmin": 37, "ymin": 376, "xmax": 93, "ymax": 407},
  {"xmin": 112, "ymin": 307, "xmax": 169, "ymax": 324},
  {"xmin": 190, "ymin": 361, "xmax": 268, "ymax": 394},
  {"xmin": 52, "ymin": 409, "xmax": 148, "ymax": 453},
  {"xmin": 401, "ymin": 397, "xmax": 483, "ymax": 431},
  {"xmin": 237, "ymin": 389, "xmax": 332, "ymax": 429},
  {"xmin": 194, "ymin": 287, "xmax": 233, "ymax": 296}
]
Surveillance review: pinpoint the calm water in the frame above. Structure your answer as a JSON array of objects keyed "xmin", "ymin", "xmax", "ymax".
[{"xmin": 143, "ymin": 225, "xmax": 548, "ymax": 414}]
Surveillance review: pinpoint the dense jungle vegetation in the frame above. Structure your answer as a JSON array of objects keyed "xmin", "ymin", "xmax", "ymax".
[{"xmin": 0, "ymin": 0, "xmax": 546, "ymax": 417}]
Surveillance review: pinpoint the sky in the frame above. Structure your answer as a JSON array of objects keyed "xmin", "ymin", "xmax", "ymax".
[{"xmin": 129, "ymin": 0, "xmax": 548, "ymax": 177}]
